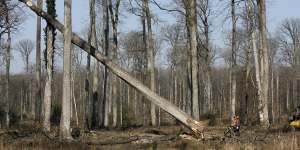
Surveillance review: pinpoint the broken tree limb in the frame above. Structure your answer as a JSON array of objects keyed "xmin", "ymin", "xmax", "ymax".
[{"xmin": 19, "ymin": 0, "xmax": 206, "ymax": 138}]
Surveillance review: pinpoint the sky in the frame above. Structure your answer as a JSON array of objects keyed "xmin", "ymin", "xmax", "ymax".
[{"xmin": 8, "ymin": 0, "xmax": 300, "ymax": 73}]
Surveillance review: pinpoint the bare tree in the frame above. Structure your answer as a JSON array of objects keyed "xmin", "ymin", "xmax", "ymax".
[
  {"xmin": 16, "ymin": 39, "xmax": 34, "ymax": 73},
  {"xmin": 18, "ymin": 0, "xmax": 207, "ymax": 138},
  {"xmin": 84, "ymin": 0, "xmax": 92, "ymax": 130},
  {"xmin": 43, "ymin": 0, "xmax": 56, "ymax": 132},
  {"xmin": 183, "ymin": 0, "xmax": 200, "ymax": 120},
  {"xmin": 1, "ymin": 0, "xmax": 23, "ymax": 127},
  {"xmin": 60, "ymin": 0, "xmax": 72, "ymax": 139},
  {"xmin": 257, "ymin": 0, "xmax": 270, "ymax": 127},
  {"xmin": 35, "ymin": 0, "xmax": 42, "ymax": 122},
  {"xmin": 142, "ymin": 0, "xmax": 157, "ymax": 126},
  {"xmin": 89, "ymin": 0, "xmax": 99, "ymax": 129},
  {"xmin": 197, "ymin": 0, "xmax": 213, "ymax": 114},
  {"xmin": 108, "ymin": 0, "xmax": 121, "ymax": 127},
  {"xmin": 278, "ymin": 18, "xmax": 300, "ymax": 110},
  {"xmin": 16, "ymin": 39, "xmax": 34, "ymax": 119},
  {"xmin": 101, "ymin": 0, "xmax": 110, "ymax": 128},
  {"xmin": 230, "ymin": 0, "xmax": 237, "ymax": 117}
]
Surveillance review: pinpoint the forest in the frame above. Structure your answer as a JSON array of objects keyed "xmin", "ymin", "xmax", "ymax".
[{"xmin": 0, "ymin": 0, "xmax": 299, "ymax": 149}]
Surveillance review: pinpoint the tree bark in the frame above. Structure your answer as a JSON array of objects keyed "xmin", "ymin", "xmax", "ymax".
[
  {"xmin": 230, "ymin": 0, "xmax": 237, "ymax": 117},
  {"xmin": 184, "ymin": 0, "xmax": 200, "ymax": 120},
  {"xmin": 257, "ymin": 0, "xmax": 270, "ymax": 127},
  {"xmin": 89, "ymin": 0, "xmax": 98, "ymax": 130},
  {"xmin": 287, "ymin": 81, "xmax": 290, "ymax": 112},
  {"xmin": 271, "ymin": 69, "xmax": 275, "ymax": 123},
  {"xmin": 102, "ymin": 0, "xmax": 110, "ymax": 128},
  {"xmin": 108, "ymin": 0, "xmax": 120, "ymax": 128},
  {"xmin": 243, "ymin": 0, "xmax": 252, "ymax": 124},
  {"xmin": 43, "ymin": 0, "xmax": 56, "ymax": 132},
  {"xmin": 60, "ymin": 0, "xmax": 72, "ymax": 139},
  {"xmin": 143, "ymin": 0, "xmax": 157, "ymax": 126},
  {"xmin": 84, "ymin": 8, "xmax": 92, "ymax": 130},
  {"xmin": 275, "ymin": 70, "xmax": 279, "ymax": 122},
  {"xmin": 20, "ymin": 0, "xmax": 206, "ymax": 137},
  {"xmin": 5, "ymin": 28, "xmax": 11, "ymax": 128}
]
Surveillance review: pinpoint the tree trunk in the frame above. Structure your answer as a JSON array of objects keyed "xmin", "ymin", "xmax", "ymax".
[
  {"xmin": 142, "ymin": 0, "xmax": 157, "ymax": 126},
  {"xmin": 292, "ymin": 79, "xmax": 297, "ymax": 109},
  {"xmin": 20, "ymin": 89, "xmax": 23, "ymax": 121},
  {"xmin": 287, "ymin": 81, "xmax": 290, "ymax": 112},
  {"xmin": 84, "ymin": 13, "xmax": 91, "ymax": 130},
  {"xmin": 43, "ymin": 0, "xmax": 56, "ymax": 132},
  {"xmin": 184, "ymin": 0, "xmax": 200, "ymax": 120},
  {"xmin": 243, "ymin": 0, "xmax": 252, "ymax": 124},
  {"xmin": 89, "ymin": 0, "xmax": 98, "ymax": 130},
  {"xmin": 60, "ymin": 0, "xmax": 72, "ymax": 139},
  {"xmin": 35, "ymin": 0, "xmax": 42, "ymax": 122},
  {"xmin": 271, "ymin": 69, "xmax": 275, "ymax": 123},
  {"xmin": 21, "ymin": 1, "xmax": 206, "ymax": 137},
  {"xmin": 102, "ymin": 0, "xmax": 110, "ymax": 128},
  {"xmin": 275, "ymin": 70, "xmax": 279, "ymax": 122},
  {"xmin": 5, "ymin": 28, "xmax": 11, "ymax": 128},
  {"xmin": 108, "ymin": 0, "xmax": 120, "ymax": 128},
  {"xmin": 257, "ymin": 0, "xmax": 270, "ymax": 127},
  {"xmin": 230, "ymin": 0, "xmax": 237, "ymax": 117}
]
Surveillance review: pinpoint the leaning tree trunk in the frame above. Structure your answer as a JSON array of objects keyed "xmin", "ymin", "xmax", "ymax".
[
  {"xmin": 20, "ymin": 0, "xmax": 206, "ymax": 138},
  {"xmin": 60, "ymin": 0, "xmax": 72, "ymax": 139}
]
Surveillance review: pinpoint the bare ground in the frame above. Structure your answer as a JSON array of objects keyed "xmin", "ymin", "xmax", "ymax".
[{"xmin": 0, "ymin": 123, "xmax": 299, "ymax": 150}]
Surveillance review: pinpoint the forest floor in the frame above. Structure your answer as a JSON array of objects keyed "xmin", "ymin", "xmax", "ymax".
[{"xmin": 0, "ymin": 121, "xmax": 299, "ymax": 150}]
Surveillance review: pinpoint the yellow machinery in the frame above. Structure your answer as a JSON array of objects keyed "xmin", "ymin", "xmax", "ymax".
[
  {"xmin": 289, "ymin": 120, "xmax": 300, "ymax": 129},
  {"xmin": 288, "ymin": 106, "xmax": 300, "ymax": 131}
]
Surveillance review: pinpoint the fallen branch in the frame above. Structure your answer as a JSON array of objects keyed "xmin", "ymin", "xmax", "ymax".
[{"xmin": 86, "ymin": 136, "xmax": 139, "ymax": 145}]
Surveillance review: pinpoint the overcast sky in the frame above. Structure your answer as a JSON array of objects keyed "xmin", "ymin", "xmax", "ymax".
[{"xmin": 8, "ymin": 0, "xmax": 300, "ymax": 73}]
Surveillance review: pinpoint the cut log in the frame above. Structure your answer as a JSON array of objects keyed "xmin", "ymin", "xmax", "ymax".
[{"xmin": 18, "ymin": 0, "xmax": 206, "ymax": 138}]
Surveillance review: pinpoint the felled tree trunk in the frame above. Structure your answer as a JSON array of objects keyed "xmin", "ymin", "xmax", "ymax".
[{"xmin": 20, "ymin": 0, "xmax": 206, "ymax": 137}]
